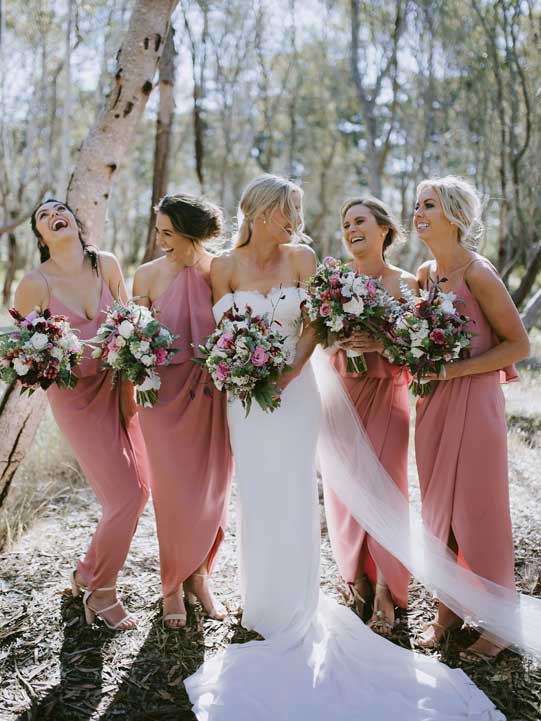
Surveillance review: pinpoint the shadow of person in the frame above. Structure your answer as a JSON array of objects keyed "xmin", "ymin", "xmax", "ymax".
[
  {"xmin": 98, "ymin": 604, "xmax": 205, "ymax": 721},
  {"xmin": 15, "ymin": 593, "xmax": 108, "ymax": 720}
]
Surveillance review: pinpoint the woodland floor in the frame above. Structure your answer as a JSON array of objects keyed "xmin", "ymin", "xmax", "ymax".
[{"xmin": 1, "ymin": 356, "xmax": 540, "ymax": 721}]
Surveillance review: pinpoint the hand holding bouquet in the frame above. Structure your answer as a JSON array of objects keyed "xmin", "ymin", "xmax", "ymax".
[
  {"xmin": 0, "ymin": 308, "xmax": 82, "ymax": 393},
  {"xmin": 90, "ymin": 299, "xmax": 177, "ymax": 407},
  {"xmin": 197, "ymin": 304, "xmax": 290, "ymax": 416},
  {"xmin": 305, "ymin": 257, "xmax": 402, "ymax": 372},
  {"xmin": 384, "ymin": 280, "xmax": 473, "ymax": 396}
]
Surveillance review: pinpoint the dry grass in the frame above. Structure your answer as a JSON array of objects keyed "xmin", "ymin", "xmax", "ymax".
[
  {"xmin": 0, "ymin": 340, "xmax": 540, "ymax": 720},
  {"xmin": 0, "ymin": 404, "xmax": 84, "ymax": 551}
]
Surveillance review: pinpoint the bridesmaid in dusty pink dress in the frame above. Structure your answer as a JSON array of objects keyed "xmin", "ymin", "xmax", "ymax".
[
  {"xmin": 324, "ymin": 197, "xmax": 417, "ymax": 636},
  {"xmin": 413, "ymin": 176, "xmax": 530, "ymax": 662},
  {"xmin": 133, "ymin": 193, "xmax": 232, "ymax": 629},
  {"xmin": 15, "ymin": 199, "xmax": 150, "ymax": 630}
]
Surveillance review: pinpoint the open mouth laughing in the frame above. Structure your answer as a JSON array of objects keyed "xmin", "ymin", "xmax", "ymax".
[{"xmin": 51, "ymin": 217, "xmax": 68, "ymax": 232}]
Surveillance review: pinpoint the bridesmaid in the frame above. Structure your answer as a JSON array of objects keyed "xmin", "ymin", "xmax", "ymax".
[
  {"xmin": 413, "ymin": 176, "xmax": 530, "ymax": 661},
  {"xmin": 15, "ymin": 199, "xmax": 150, "ymax": 630},
  {"xmin": 323, "ymin": 197, "xmax": 416, "ymax": 636},
  {"xmin": 133, "ymin": 193, "xmax": 232, "ymax": 629}
]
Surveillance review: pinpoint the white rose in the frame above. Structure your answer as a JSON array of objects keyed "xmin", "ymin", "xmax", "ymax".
[
  {"xmin": 330, "ymin": 316, "xmax": 344, "ymax": 333},
  {"xmin": 352, "ymin": 277, "xmax": 368, "ymax": 297},
  {"xmin": 140, "ymin": 354, "xmax": 154, "ymax": 367},
  {"xmin": 30, "ymin": 332, "xmax": 49, "ymax": 350},
  {"xmin": 118, "ymin": 321, "xmax": 135, "ymax": 338},
  {"xmin": 136, "ymin": 372, "xmax": 161, "ymax": 392},
  {"xmin": 341, "ymin": 283, "xmax": 353, "ymax": 299},
  {"xmin": 50, "ymin": 346, "xmax": 64, "ymax": 361},
  {"xmin": 439, "ymin": 292, "xmax": 457, "ymax": 315},
  {"xmin": 343, "ymin": 296, "xmax": 364, "ymax": 316},
  {"xmin": 13, "ymin": 358, "xmax": 31, "ymax": 376},
  {"xmin": 107, "ymin": 350, "xmax": 119, "ymax": 365}
]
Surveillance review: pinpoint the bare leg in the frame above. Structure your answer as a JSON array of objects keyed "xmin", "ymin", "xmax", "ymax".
[{"xmin": 185, "ymin": 562, "xmax": 227, "ymax": 620}]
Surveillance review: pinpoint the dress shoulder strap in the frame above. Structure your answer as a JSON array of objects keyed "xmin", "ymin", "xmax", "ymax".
[{"xmin": 36, "ymin": 270, "xmax": 51, "ymax": 309}]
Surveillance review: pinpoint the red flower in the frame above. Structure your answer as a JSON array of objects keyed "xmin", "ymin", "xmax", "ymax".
[{"xmin": 429, "ymin": 328, "xmax": 446, "ymax": 345}]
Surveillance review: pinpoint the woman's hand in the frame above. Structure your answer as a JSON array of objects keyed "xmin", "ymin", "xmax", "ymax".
[
  {"xmin": 119, "ymin": 380, "xmax": 138, "ymax": 428},
  {"xmin": 276, "ymin": 365, "xmax": 301, "ymax": 392},
  {"xmin": 339, "ymin": 331, "xmax": 383, "ymax": 354}
]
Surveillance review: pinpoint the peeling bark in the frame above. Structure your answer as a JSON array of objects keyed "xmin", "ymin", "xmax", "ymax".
[{"xmin": 67, "ymin": 0, "xmax": 178, "ymax": 246}]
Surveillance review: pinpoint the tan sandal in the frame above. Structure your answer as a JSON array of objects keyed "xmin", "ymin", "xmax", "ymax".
[
  {"xmin": 347, "ymin": 574, "xmax": 373, "ymax": 621},
  {"xmin": 83, "ymin": 587, "xmax": 137, "ymax": 631},
  {"xmin": 416, "ymin": 619, "xmax": 461, "ymax": 649}
]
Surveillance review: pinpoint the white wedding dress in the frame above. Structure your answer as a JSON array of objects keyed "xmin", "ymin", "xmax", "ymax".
[{"xmin": 184, "ymin": 286, "xmax": 505, "ymax": 721}]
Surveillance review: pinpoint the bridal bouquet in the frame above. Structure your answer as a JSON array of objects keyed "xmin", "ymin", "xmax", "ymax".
[
  {"xmin": 0, "ymin": 308, "xmax": 82, "ymax": 394},
  {"xmin": 383, "ymin": 280, "xmax": 473, "ymax": 396},
  {"xmin": 305, "ymin": 256, "xmax": 402, "ymax": 372},
  {"xmin": 197, "ymin": 304, "xmax": 290, "ymax": 416},
  {"xmin": 89, "ymin": 299, "xmax": 177, "ymax": 407}
]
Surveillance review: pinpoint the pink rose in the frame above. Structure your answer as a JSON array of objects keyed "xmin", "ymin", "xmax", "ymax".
[
  {"xmin": 251, "ymin": 347, "xmax": 269, "ymax": 367},
  {"xmin": 215, "ymin": 362, "xmax": 230, "ymax": 381},
  {"xmin": 155, "ymin": 348, "xmax": 168, "ymax": 365},
  {"xmin": 323, "ymin": 256, "xmax": 339, "ymax": 267},
  {"xmin": 430, "ymin": 328, "xmax": 446, "ymax": 345},
  {"xmin": 320, "ymin": 302, "xmax": 331, "ymax": 317},
  {"xmin": 217, "ymin": 332, "xmax": 234, "ymax": 350}
]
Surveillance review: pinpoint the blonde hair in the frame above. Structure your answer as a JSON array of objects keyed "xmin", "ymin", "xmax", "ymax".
[
  {"xmin": 234, "ymin": 174, "xmax": 310, "ymax": 248},
  {"xmin": 416, "ymin": 176, "xmax": 484, "ymax": 249},
  {"xmin": 340, "ymin": 196, "xmax": 405, "ymax": 259}
]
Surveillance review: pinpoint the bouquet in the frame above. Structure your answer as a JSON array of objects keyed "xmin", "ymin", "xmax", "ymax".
[
  {"xmin": 383, "ymin": 280, "xmax": 473, "ymax": 396},
  {"xmin": 196, "ymin": 304, "xmax": 291, "ymax": 416},
  {"xmin": 89, "ymin": 299, "xmax": 177, "ymax": 407},
  {"xmin": 0, "ymin": 308, "xmax": 82, "ymax": 393},
  {"xmin": 305, "ymin": 256, "xmax": 402, "ymax": 372}
]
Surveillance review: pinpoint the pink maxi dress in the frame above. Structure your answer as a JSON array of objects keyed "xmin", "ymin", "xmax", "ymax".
[
  {"xmin": 415, "ymin": 259, "xmax": 517, "ymax": 591},
  {"xmin": 138, "ymin": 265, "xmax": 232, "ymax": 599},
  {"xmin": 324, "ymin": 351, "xmax": 410, "ymax": 608},
  {"xmin": 46, "ymin": 276, "xmax": 150, "ymax": 592}
]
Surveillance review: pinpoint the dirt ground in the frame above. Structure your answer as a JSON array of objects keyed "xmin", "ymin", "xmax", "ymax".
[{"xmin": 1, "ymin": 361, "xmax": 540, "ymax": 721}]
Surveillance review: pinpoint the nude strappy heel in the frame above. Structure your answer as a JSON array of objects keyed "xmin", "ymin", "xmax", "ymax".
[
  {"xmin": 70, "ymin": 569, "xmax": 86, "ymax": 597},
  {"xmin": 82, "ymin": 587, "xmax": 136, "ymax": 630},
  {"xmin": 185, "ymin": 572, "xmax": 227, "ymax": 621}
]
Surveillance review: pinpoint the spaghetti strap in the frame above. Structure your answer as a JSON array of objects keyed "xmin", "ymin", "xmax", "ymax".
[{"xmin": 37, "ymin": 270, "xmax": 51, "ymax": 308}]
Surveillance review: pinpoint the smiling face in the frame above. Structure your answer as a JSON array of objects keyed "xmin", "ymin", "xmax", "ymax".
[
  {"xmin": 155, "ymin": 211, "xmax": 194, "ymax": 262},
  {"xmin": 414, "ymin": 186, "xmax": 455, "ymax": 243},
  {"xmin": 34, "ymin": 201, "xmax": 78, "ymax": 247},
  {"xmin": 342, "ymin": 203, "xmax": 387, "ymax": 258},
  {"xmin": 263, "ymin": 190, "xmax": 303, "ymax": 245}
]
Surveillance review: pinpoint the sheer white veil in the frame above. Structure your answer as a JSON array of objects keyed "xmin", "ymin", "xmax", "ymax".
[{"xmin": 312, "ymin": 346, "xmax": 541, "ymax": 659}]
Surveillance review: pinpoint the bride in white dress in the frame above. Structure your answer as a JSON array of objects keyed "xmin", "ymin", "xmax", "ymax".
[{"xmin": 184, "ymin": 174, "xmax": 508, "ymax": 720}]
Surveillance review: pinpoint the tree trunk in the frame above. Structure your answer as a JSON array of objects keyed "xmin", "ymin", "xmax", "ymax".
[
  {"xmin": 67, "ymin": 0, "xmax": 178, "ymax": 245},
  {"xmin": 0, "ymin": 0, "xmax": 178, "ymax": 511},
  {"xmin": 512, "ymin": 243, "xmax": 541, "ymax": 310},
  {"xmin": 2, "ymin": 232, "xmax": 17, "ymax": 306},
  {"xmin": 143, "ymin": 25, "xmax": 177, "ymax": 263},
  {"xmin": 521, "ymin": 288, "xmax": 541, "ymax": 332}
]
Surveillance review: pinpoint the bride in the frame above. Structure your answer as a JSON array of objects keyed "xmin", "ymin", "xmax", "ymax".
[{"xmin": 184, "ymin": 174, "xmax": 510, "ymax": 720}]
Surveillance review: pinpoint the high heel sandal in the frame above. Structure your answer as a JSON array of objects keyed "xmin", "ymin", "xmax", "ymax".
[
  {"xmin": 185, "ymin": 572, "xmax": 227, "ymax": 621},
  {"xmin": 416, "ymin": 618, "xmax": 462, "ymax": 649},
  {"xmin": 82, "ymin": 587, "xmax": 137, "ymax": 631},
  {"xmin": 347, "ymin": 574, "xmax": 373, "ymax": 622},
  {"xmin": 70, "ymin": 569, "xmax": 86, "ymax": 597},
  {"xmin": 162, "ymin": 591, "xmax": 187, "ymax": 630},
  {"xmin": 367, "ymin": 583, "xmax": 396, "ymax": 638},
  {"xmin": 459, "ymin": 639, "xmax": 506, "ymax": 664}
]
